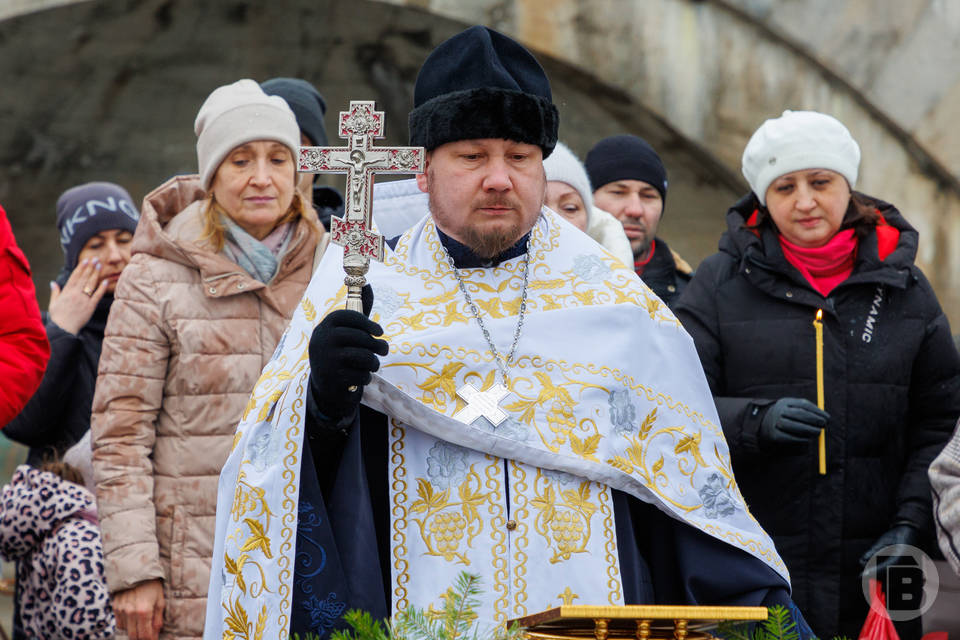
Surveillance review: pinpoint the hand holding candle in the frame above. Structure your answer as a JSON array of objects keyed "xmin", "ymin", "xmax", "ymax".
[
  {"xmin": 813, "ymin": 309, "xmax": 826, "ymax": 475},
  {"xmin": 759, "ymin": 398, "xmax": 828, "ymax": 449}
]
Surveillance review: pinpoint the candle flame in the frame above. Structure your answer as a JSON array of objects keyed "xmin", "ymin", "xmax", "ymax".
[{"xmin": 816, "ymin": 309, "xmax": 823, "ymax": 321}]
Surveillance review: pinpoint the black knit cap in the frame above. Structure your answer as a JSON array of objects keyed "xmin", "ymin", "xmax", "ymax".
[
  {"xmin": 261, "ymin": 77, "xmax": 329, "ymax": 146},
  {"xmin": 409, "ymin": 25, "xmax": 559, "ymax": 158},
  {"xmin": 55, "ymin": 182, "xmax": 140, "ymax": 272},
  {"xmin": 585, "ymin": 134, "xmax": 668, "ymax": 205}
]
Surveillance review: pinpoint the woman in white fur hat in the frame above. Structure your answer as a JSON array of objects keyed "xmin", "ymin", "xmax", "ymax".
[
  {"xmin": 90, "ymin": 79, "xmax": 322, "ymax": 640},
  {"xmin": 543, "ymin": 141, "xmax": 632, "ymax": 266},
  {"xmin": 674, "ymin": 110, "xmax": 960, "ymax": 639}
]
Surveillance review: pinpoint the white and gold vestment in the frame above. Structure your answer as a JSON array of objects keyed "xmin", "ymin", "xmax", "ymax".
[{"xmin": 205, "ymin": 208, "xmax": 787, "ymax": 639}]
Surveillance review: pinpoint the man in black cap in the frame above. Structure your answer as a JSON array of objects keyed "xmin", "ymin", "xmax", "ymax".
[
  {"xmin": 585, "ymin": 135, "xmax": 691, "ymax": 308},
  {"xmin": 206, "ymin": 26, "xmax": 813, "ymax": 640}
]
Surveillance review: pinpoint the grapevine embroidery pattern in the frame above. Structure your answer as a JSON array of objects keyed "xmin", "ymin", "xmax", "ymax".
[
  {"xmin": 530, "ymin": 470, "xmax": 598, "ymax": 563},
  {"xmin": 409, "ymin": 461, "xmax": 492, "ymax": 565}
]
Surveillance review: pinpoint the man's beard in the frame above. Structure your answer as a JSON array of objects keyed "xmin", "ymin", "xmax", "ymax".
[
  {"xmin": 633, "ymin": 237, "xmax": 654, "ymax": 260},
  {"xmin": 458, "ymin": 216, "xmax": 524, "ymax": 258},
  {"xmin": 427, "ymin": 177, "xmax": 529, "ymax": 259},
  {"xmin": 630, "ymin": 224, "xmax": 653, "ymax": 259}
]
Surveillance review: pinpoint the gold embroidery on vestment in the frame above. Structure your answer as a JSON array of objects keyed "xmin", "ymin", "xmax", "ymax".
[
  {"xmin": 484, "ymin": 456, "xmax": 509, "ymax": 624},
  {"xmin": 557, "ymin": 586, "xmax": 579, "ymax": 605},
  {"xmin": 598, "ymin": 485, "xmax": 622, "ymax": 604},
  {"xmin": 409, "ymin": 466, "xmax": 491, "ymax": 564},
  {"xmin": 390, "ymin": 419, "xmax": 410, "ymax": 610},
  {"xmin": 530, "ymin": 471, "xmax": 596, "ymax": 564},
  {"xmin": 509, "ymin": 461, "xmax": 530, "ymax": 619}
]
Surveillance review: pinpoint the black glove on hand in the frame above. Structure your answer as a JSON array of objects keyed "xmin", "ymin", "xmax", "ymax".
[
  {"xmin": 859, "ymin": 524, "xmax": 921, "ymax": 578},
  {"xmin": 759, "ymin": 397, "xmax": 829, "ymax": 449},
  {"xmin": 307, "ymin": 287, "xmax": 388, "ymax": 427}
]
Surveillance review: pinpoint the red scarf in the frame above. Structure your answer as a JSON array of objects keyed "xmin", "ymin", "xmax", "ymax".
[
  {"xmin": 633, "ymin": 239, "xmax": 656, "ymax": 275},
  {"xmin": 778, "ymin": 229, "xmax": 858, "ymax": 297}
]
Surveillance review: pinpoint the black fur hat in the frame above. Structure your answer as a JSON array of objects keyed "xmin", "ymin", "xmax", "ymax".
[{"xmin": 408, "ymin": 26, "xmax": 559, "ymax": 158}]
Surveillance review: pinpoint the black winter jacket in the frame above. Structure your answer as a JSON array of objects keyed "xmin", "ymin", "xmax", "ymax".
[
  {"xmin": 674, "ymin": 193, "xmax": 960, "ymax": 638},
  {"xmin": 4, "ymin": 297, "xmax": 111, "ymax": 466},
  {"xmin": 637, "ymin": 236, "xmax": 691, "ymax": 308},
  {"xmin": 314, "ymin": 184, "xmax": 345, "ymax": 231}
]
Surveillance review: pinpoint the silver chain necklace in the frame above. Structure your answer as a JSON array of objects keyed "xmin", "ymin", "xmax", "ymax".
[
  {"xmin": 443, "ymin": 236, "xmax": 531, "ymax": 387},
  {"xmin": 443, "ymin": 232, "xmax": 533, "ymax": 428}
]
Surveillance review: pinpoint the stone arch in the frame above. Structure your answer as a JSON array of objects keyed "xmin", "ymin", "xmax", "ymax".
[
  {"xmin": 378, "ymin": 0, "xmax": 960, "ymax": 321},
  {"xmin": 0, "ymin": 0, "xmax": 739, "ymax": 301},
  {"xmin": 2, "ymin": 0, "xmax": 959, "ymax": 322}
]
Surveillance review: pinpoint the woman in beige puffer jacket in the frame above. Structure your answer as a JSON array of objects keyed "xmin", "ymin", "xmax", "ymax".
[{"xmin": 91, "ymin": 80, "xmax": 322, "ymax": 640}]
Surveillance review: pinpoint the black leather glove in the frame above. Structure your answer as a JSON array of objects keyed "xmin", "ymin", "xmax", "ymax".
[
  {"xmin": 307, "ymin": 286, "xmax": 388, "ymax": 428},
  {"xmin": 759, "ymin": 397, "xmax": 829, "ymax": 449},
  {"xmin": 859, "ymin": 524, "xmax": 921, "ymax": 578}
]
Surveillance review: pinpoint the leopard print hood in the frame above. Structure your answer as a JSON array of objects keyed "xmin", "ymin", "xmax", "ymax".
[{"xmin": 0, "ymin": 464, "xmax": 96, "ymax": 560}]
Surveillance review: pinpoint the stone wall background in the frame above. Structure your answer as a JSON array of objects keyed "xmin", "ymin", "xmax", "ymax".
[
  {"xmin": 1, "ymin": 1, "xmax": 958, "ymax": 633},
  {"xmin": 726, "ymin": 0, "xmax": 960, "ymax": 182},
  {"xmin": 0, "ymin": 0, "xmax": 740, "ymax": 312},
  {"xmin": 380, "ymin": 0, "xmax": 960, "ymax": 323},
  {"xmin": 4, "ymin": 0, "xmax": 960, "ymax": 322}
]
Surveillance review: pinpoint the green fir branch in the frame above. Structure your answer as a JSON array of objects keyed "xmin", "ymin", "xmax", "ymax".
[
  {"xmin": 309, "ymin": 575, "xmax": 845, "ymax": 640},
  {"xmin": 448, "ymin": 572, "xmax": 483, "ymax": 640},
  {"xmin": 337, "ymin": 610, "xmax": 395, "ymax": 640},
  {"xmin": 716, "ymin": 605, "xmax": 852, "ymax": 640},
  {"xmin": 394, "ymin": 606, "xmax": 444, "ymax": 640},
  {"xmin": 761, "ymin": 605, "xmax": 799, "ymax": 640},
  {"xmin": 714, "ymin": 619, "xmax": 754, "ymax": 640},
  {"xmin": 305, "ymin": 571, "xmax": 521, "ymax": 640}
]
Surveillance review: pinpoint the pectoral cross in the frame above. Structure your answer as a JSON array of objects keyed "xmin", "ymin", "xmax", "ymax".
[
  {"xmin": 299, "ymin": 101, "xmax": 425, "ymax": 312},
  {"xmin": 453, "ymin": 382, "xmax": 510, "ymax": 427}
]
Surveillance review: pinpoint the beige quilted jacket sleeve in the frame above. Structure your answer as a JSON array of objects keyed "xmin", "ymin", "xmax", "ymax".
[
  {"xmin": 931, "ymin": 420, "xmax": 960, "ymax": 576},
  {"xmin": 91, "ymin": 256, "xmax": 169, "ymax": 593}
]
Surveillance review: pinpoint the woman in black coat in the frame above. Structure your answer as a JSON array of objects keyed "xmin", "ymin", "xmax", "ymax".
[
  {"xmin": 4, "ymin": 182, "xmax": 139, "ymax": 466},
  {"xmin": 674, "ymin": 110, "xmax": 960, "ymax": 639}
]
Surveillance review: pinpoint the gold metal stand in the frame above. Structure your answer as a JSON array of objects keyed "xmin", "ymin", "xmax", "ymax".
[{"xmin": 510, "ymin": 605, "xmax": 768, "ymax": 640}]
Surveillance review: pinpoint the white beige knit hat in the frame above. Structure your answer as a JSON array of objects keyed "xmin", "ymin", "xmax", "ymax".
[
  {"xmin": 741, "ymin": 110, "xmax": 860, "ymax": 206},
  {"xmin": 543, "ymin": 141, "xmax": 593, "ymax": 224},
  {"xmin": 194, "ymin": 79, "xmax": 300, "ymax": 190}
]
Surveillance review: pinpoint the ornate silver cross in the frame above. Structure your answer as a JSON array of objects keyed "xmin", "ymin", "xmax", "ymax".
[
  {"xmin": 453, "ymin": 382, "xmax": 510, "ymax": 427},
  {"xmin": 298, "ymin": 101, "xmax": 425, "ymax": 312}
]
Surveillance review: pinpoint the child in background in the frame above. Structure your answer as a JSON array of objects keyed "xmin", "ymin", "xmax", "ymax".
[{"xmin": 0, "ymin": 462, "xmax": 115, "ymax": 639}]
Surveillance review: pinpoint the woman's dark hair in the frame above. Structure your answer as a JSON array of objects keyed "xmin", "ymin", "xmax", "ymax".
[
  {"xmin": 746, "ymin": 191, "xmax": 880, "ymax": 240},
  {"xmin": 840, "ymin": 192, "xmax": 883, "ymax": 239}
]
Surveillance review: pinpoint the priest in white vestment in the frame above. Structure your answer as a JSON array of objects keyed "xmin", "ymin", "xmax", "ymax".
[{"xmin": 205, "ymin": 25, "xmax": 815, "ymax": 640}]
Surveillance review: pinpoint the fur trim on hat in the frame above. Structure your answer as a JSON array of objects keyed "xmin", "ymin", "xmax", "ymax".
[{"xmin": 409, "ymin": 87, "xmax": 559, "ymax": 158}]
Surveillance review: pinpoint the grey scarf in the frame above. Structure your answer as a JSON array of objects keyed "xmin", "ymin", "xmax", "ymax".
[{"xmin": 220, "ymin": 215, "xmax": 294, "ymax": 283}]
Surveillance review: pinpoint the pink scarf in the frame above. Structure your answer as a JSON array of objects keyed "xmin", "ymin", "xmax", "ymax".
[{"xmin": 778, "ymin": 229, "xmax": 858, "ymax": 297}]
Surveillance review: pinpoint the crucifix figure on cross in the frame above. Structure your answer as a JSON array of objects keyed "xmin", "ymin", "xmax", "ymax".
[{"xmin": 299, "ymin": 101, "xmax": 425, "ymax": 312}]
